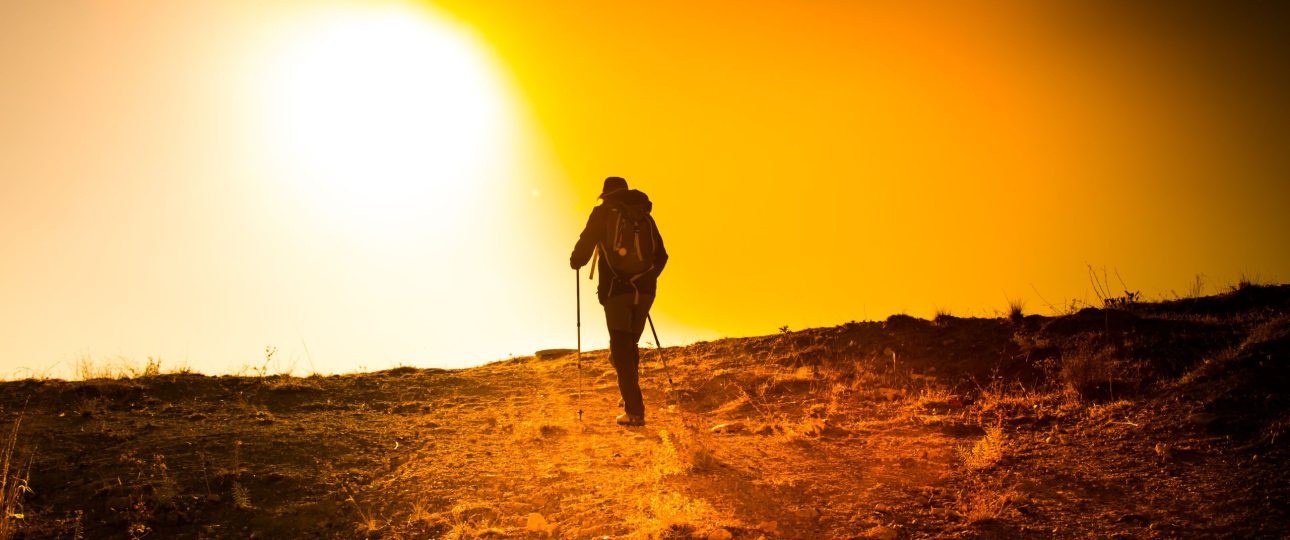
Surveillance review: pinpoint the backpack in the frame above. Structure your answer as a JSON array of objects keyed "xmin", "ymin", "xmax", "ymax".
[{"xmin": 599, "ymin": 200, "xmax": 657, "ymax": 278}]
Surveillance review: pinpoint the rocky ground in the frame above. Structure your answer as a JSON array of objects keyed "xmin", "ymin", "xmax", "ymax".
[{"xmin": 1, "ymin": 285, "xmax": 1287, "ymax": 539}]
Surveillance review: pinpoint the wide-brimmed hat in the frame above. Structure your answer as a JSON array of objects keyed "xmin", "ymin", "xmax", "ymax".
[{"xmin": 600, "ymin": 176, "xmax": 628, "ymax": 197}]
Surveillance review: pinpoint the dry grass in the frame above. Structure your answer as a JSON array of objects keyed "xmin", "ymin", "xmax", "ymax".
[
  {"xmin": 1089, "ymin": 265, "xmax": 1140, "ymax": 308},
  {"xmin": 259, "ymin": 374, "xmax": 324, "ymax": 392},
  {"xmin": 438, "ymin": 501, "xmax": 503, "ymax": 539},
  {"xmin": 231, "ymin": 482, "xmax": 253, "ymax": 510},
  {"xmin": 959, "ymin": 484, "xmax": 1019, "ymax": 524},
  {"xmin": 1006, "ymin": 298, "xmax": 1026, "ymax": 322},
  {"xmin": 406, "ymin": 499, "xmax": 438, "ymax": 529},
  {"xmin": 653, "ymin": 428, "xmax": 718, "ymax": 478},
  {"xmin": 635, "ymin": 491, "xmax": 714, "ymax": 539},
  {"xmin": 911, "ymin": 387, "xmax": 960, "ymax": 411},
  {"xmin": 959, "ymin": 425, "xmax": 1005, "ymax": 471},
  {"xmin": 72, "ymin": 355, "xmax": 190, "ymax": 381},
  {"xmin": 0, "ymin": 415, "xmax": 31, "ymax": 540},
  {"xmin": 1056, "ymin": 340, "xmax": 1130, "ymax": 400}
]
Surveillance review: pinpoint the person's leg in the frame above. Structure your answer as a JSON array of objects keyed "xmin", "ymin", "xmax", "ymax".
[
  {"xmin": 626, "ymin": 296, "xmax": 655, "ymax": 412},
  {"xmin": 628, "ymin": 295, "xmax": 655, "ymax": 343},
  {"xmin": 608, "ymin": 329, "xmax": 643, "ymax": 417},
  {"xmin": 604, "ymin": 294, "xmax": 648, "ymax": 418}
]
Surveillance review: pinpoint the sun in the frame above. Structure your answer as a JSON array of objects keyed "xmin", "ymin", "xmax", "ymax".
[{"xmin": 256, "ymin": 3, "xmax": 512, "ymax": 234}]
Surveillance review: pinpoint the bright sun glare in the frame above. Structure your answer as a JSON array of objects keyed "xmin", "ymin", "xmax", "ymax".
[{"xmin": 258, "ymin": 4, "xmax": 510, "ymax": 234}]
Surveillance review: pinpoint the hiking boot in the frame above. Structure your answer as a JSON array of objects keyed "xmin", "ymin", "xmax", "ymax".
[{"xmin": 615, "ymin": 413, "xmax": 645, "ymax": 427}]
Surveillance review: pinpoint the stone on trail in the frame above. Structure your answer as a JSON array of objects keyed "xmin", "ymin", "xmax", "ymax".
[
  {"xmin": 535, "ymin": 349, "xmax": 575, "ymax": 360},
  {"xmin": 526, "ymin": 512, "xmax": 555, "ymax": 536},
  {"xmin": 710, "ymin": 421, "xmax": 746, "ymax": 434},
  {"xmin": 706, "ymin": 528, "xmax": 734, "ymax": 540}
]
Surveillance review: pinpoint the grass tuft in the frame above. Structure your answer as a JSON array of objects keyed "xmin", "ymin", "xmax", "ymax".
[
  {"xmin": 1006, "ymin": 298, "xmax": 1025, "ymax": 322},
  {"xmin": 960, "ymin": 485, "xmax": 1019, "ymax": 524},
  {"xmin": 959, "ymin": 425, "xmax": 1005, "ymax": 471}
]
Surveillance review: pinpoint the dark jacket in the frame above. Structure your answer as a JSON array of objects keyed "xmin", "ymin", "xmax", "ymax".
[{"xmin": 570, "ymin": 189, "xmax": 669, "ymax": 304}]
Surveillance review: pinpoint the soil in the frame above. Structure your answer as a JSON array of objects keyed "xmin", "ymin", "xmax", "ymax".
[{"xmin": 2, "ymin": 285, "xmax": 1287, "ymax": 539}]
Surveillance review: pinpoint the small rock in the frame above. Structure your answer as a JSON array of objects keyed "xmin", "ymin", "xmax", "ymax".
[
  {"xmin": 1186, "ymin": 412, "xmax": 1219, "ymax": 427},
  {"xmin": 706, "ymin": 528, "xmax": 733, "ymax": 540},
  {"xmin": 710, "ymin": 422, "xmax": 746, "ymax": 434},
  {"xmin": 539, "ymin": 425, "xmax": 566, "ymax": 438},
  {"xmin": 525, "ymin": 512, "xmax": 551, "ymax": 534},
  {"xmin": 874, "ymin": 503, "xmax": 891, "ymax": 513},
  {"xmin": 1117, "ymin": 513, "xmax": 1150, "ymax": 525},
  {"xmin": 206, "ymin": 494, "xmax": 221, "ymax": 503}
]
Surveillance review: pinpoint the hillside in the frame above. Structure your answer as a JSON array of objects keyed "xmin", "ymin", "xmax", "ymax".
[{"xmin": 2, "ymin": 285, "xmax": 1288, "ymax": 539}]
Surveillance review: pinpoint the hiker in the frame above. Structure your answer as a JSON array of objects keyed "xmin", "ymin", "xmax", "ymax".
[{"xmin": 570, "ymin": 176, "xmax": 669, "ymax": 426}]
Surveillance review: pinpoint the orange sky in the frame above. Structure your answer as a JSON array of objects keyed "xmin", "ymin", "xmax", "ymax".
[{"xmin": 2, "ymin": 1, "xmax": 1287, "ymax": 377}]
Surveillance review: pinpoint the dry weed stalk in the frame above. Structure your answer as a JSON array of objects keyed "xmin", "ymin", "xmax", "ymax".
[
  {"xmin": 232, "ymin": 482, "xmax": 254, "ymax": 510},
  {"xmin": 115, "ymin": 451, "xmax": 177, "ymax": 537},
  {"xmin": 341, "ymin": 480, "xmax": 381, "ymax": 533},
  {"xmin": 1, "ymin": 415, "xmax": 32, "ymax": 540}
]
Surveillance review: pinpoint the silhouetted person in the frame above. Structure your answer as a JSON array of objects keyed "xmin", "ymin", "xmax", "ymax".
[{"xmin": 570, "ymin": 176, "xmax": 668, "ymax": 426}]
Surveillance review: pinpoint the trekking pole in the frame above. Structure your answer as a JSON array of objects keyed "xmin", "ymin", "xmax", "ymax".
[
  {"xmin": 646, "ymin": 314, "xmax": 678, "ymax": 406},
  {"xmin": 575, "ymin": 268, "xmax": 583, "ymax": 422}
]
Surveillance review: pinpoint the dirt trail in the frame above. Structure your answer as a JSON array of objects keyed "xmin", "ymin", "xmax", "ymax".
[
  {"xmin": 345, "ymin": 344, "xmax": 1270, "ymax": 539},
  {"xmin": 354, "ymin": 351, "xmax": 979, "ymax": 538}
]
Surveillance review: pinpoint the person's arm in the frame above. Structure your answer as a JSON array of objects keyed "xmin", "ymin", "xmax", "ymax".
[
  {"xmin": 650, "ymin": 217, "xmax": 668, "ymax": 277},
  {"xmin": 570, "ymin": 208, "xmax": 602, "ymax": 269}
]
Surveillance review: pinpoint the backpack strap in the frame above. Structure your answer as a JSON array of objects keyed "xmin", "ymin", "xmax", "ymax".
[
  {"xmin": 612, "ymin": 209, "xmax": 624, "ymax": 253},
  {"xmin": 627, "ymin": 264, "xmax": 654, "ymax": 305}
]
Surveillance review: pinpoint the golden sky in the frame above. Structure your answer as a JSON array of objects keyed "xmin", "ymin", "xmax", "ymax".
[{"xmin": 2, "ymin": 1, "xmax": 1287, "ymax": 377}]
